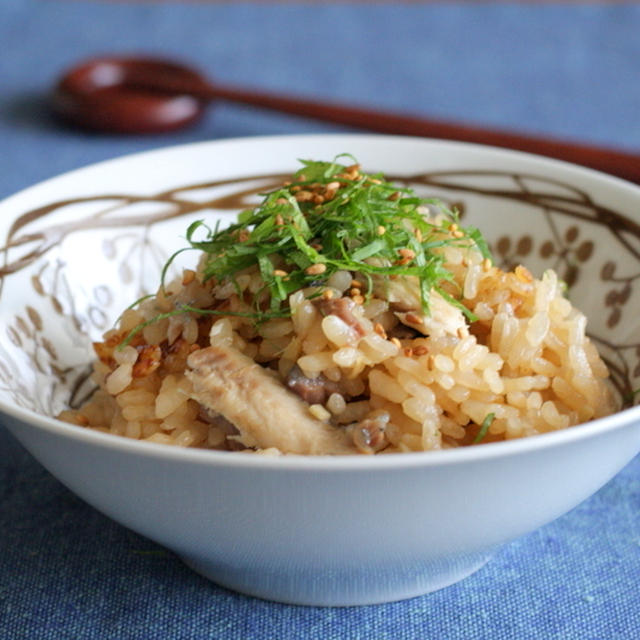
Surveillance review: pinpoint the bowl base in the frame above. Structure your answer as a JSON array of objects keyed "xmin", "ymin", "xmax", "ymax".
[{"xmin": 179, "ymin": 551, "xmax": 493, "ymax": 606}]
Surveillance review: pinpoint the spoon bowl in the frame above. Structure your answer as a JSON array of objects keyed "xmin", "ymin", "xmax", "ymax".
[{"xmin": 52, "ymin": 57, "xmax": 207, "ymax": 133}]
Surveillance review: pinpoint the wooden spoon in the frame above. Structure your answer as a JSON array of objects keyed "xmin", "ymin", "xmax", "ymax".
[{"xmin": 51, "ymin": 55, "xmax": 640, "ymax": 183}]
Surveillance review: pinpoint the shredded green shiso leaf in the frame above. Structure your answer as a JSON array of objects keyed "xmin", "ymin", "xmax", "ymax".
[
  {"xmin": 473, "ymin": 413, "xmax": 496, "ymax": 444},
  {"xmin": 165, "ymin": 155, "xmax": 491, "ymax": 321}
]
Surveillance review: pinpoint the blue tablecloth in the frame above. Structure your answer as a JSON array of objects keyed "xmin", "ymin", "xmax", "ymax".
[{"xmin": 1, "ymin": 2, "xmax": 639, "ymax": 638}]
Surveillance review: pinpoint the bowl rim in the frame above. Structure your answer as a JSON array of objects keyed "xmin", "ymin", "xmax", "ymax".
[
  {"xmin": 3, "ymin": 131, "xmax": 640, "ymax": 206},
  {"xmin": 2, "ymin": 398, "xmax": 639, "ymax": 471},
  {"xmin": 2, "ymin": 132, "xmax": 640, "ymax": 472}
]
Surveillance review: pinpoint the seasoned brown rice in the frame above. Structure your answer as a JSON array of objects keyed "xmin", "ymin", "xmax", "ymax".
[
  {"xmin": 58, "ymin": 162, "xmax": 616, "ymax": 455},
  {"xmin": 59, "ymin": 245, "xmax": 615, "ymax": 454}
]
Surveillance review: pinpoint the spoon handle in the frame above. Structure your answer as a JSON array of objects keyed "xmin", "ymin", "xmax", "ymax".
[{"xmin": 130, "ymin": 72, "xmax": 640, "ymax": 184}]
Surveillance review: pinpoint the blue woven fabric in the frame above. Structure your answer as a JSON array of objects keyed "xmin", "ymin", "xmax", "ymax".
[{"xmin": 1, "ymin": 2, "xmax": 639, "ymax": 638}]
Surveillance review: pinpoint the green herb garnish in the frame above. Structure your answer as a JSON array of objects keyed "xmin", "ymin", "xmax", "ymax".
[
  {"xmin": 119, "ymin": 156, "xmax": 493, "ymax": 347},
  {"xmin": 184, "ymin": 156, "xmax": 491, "ymax": 320},
  {"xmin": 473, "ymin": 413, "xmax": 496, "ymax": 444}
]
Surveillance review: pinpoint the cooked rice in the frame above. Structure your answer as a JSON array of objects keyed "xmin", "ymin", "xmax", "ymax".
[{"xmin": 58, "ymin": 227, "xmax": 616, "ymax": 454}]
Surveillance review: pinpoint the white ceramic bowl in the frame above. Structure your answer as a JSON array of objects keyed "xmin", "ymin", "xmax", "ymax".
[{"xmin": 1, "ymin": 135, "xmax": 639, "ymax": 606}]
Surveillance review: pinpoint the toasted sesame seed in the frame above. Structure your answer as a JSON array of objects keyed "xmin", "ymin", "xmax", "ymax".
[
  {"xmin": 350, "ymin": 287, "xmax": 361, "ymax": 297},
  {"xmin": 413, "ymin": 345, "xmax": 428, "ymax": 356},
  {"xmin": 351, "ymin": 279, "xmax": 363, "ymax": 288},
  {"xmin": 373, "ymin": 323, "xmax": 387, "ymax": 339},
  {"xmin": 313, "ymin": 194, "xmax": 325, "ymax": 204},
  {"xmin": 483, "ymin": 258, "xmax": 492, "ymax": 271},
  {"xmin": 452, "ymin": 230, "xmax": 465, "ymax": 239},
  {"xmin": 275, "ymin": 214, "xmax": 284, "ymax": 226},
  {"xmin": 326, "ymin": 181, "xmax": 341, "ymax": 191},
  {"xmin": 390, "ymin": 337, "xmax": 402, "ymax": 348},
  {"xmin": 414, "ymin": 228, "xmax": 423, "ymax": 242},
  {"xmin": 352, "ymin": 295, "xmax": 365, "ymax": 305},
  {"xmin": 450, "ymin": 223, "xmax": 459, "ymax": 233},
  {"xmin": 295, "ymin": 190, "xmax": 313, "ymax": 202},
  {"xmin": 322, "ymin": 289, "xmax": 334, "ymax": 300},
  {"xmin": 275, "ymin": 197, "xmax": 288, "ymax": 205},
  {"xmin": 305, "ymin": 263, "xmax": 327, "ymax": 275},
  {"xmin": 376, "ymin": 225, "xmax": 386, "ymax": 236},
  {"xmin": 388, "ymin": 191, "xmax": 401, "ymax": 201},
  {"xmin": 238, "ymin": 230, "xmax": 250, "ymax": 242},
  {"xmin": 182, "ymin": 269, "xmax": 196, "ymax": 286},
  {"xmin": 405, "ymin": 312, "xmax": 422, "ymax": 325},
  {"xmin": 398, "ymin": 248, "xmax": 416, "ymax": 260},
  {"xmin": 403, "ymin": 347, "xmax": 414, "ymax": 357},
  {"xmin": 273, "ymin": 269, "xmax": 288, "ymax": 277}
]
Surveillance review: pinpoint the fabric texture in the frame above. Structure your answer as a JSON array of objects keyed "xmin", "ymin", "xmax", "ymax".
[{"xmin": 1, "ymin": 2, "xmax": 639, "ymax": 638}]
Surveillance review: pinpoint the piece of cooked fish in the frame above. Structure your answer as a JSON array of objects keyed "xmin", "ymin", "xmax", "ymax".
[{"xmin": 186, "ymin": 345, "xmax": 355, "ymax": 455}]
